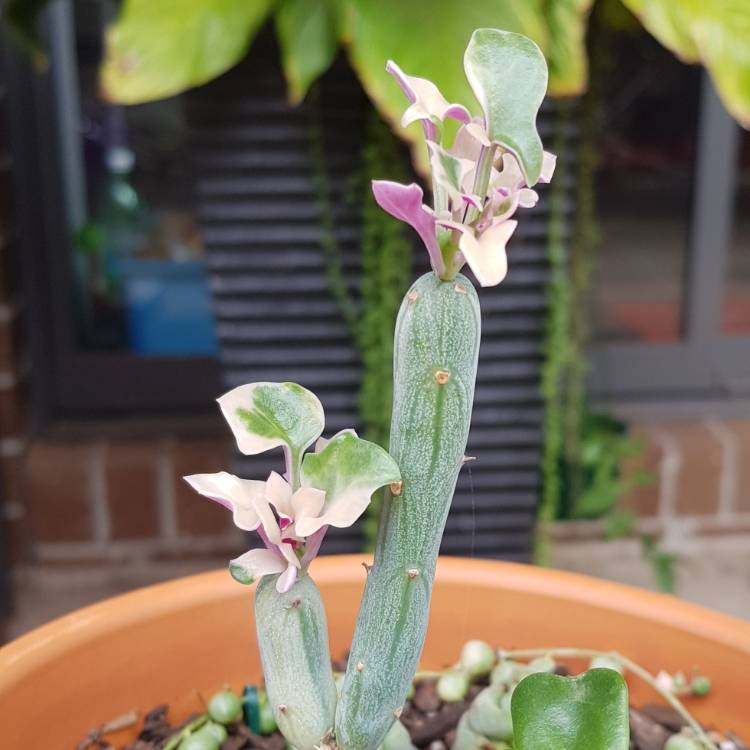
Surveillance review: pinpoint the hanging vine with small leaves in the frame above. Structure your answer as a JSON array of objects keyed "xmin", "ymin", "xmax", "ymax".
[{"xmin": 308, "ymin": 89, "xmax": 413, "ymax": 548}]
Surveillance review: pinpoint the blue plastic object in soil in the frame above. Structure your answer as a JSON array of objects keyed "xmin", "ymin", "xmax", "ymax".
[{"xmin": 118, "ymin": 259, "xmax": 219, "ymax": 356}]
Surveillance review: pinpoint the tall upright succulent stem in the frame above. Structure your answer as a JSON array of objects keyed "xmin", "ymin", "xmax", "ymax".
[{"xmin": 336, "ymin": 273, "xmax": 481, "ymax": 750}]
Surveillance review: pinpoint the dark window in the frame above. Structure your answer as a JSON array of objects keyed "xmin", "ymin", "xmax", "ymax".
[{"xmin": 8, "ymin": 2, "xmax": 220, "ymax": 426}]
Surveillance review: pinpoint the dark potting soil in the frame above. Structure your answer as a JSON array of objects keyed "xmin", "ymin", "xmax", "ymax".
[{"xmin": 77, "ymin": 672, "xmax": 749, "ymax": 750}]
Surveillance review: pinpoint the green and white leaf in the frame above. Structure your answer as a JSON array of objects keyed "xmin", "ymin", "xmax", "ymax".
[
  {"xmin": 463, "ymin": 28, "xmax": 548, "ymax": 185},
  {"xmin": 619, "ymin": 0, "xmax": 750, "ymax": 127},
  {"xmin": 275, "ymin": 0, "xmax": 342, "ymax": 103},
  {"xmin": 229, "ymin": 547, "xmax": 286, "ymax": 585},
  {"xmin": 298, "ymin": 430, "xmax": 400, "ymax": 535},
  {"xmin": 218, "ymin": 382, "xmax": 324, "ymax": 457},
  {"xmin": 511, "ymin": 669, "xmax": 630, "ymax": 750},
  {"xmin": 99, "ymin": 0, "xmax": 276, "ymax": 103}
]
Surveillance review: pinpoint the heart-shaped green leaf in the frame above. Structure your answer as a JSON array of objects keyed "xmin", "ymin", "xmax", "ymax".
[
  {"xmin": 218, "ymin": 382, "xmax": 325, "ymax": 457},
  {"xmin": 463, "ymin": 28, "xmax": 548, "ymax": 186},
  {"xmin": 297, "ymin": 430, "xmax": 400, "ymax": 536},
  {"xmin": 511, "ymin": 669, "xmax": 629, "ymax": 750}
]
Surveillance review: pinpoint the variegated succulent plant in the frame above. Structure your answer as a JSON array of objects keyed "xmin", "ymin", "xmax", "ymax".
[{"xmin": 182, "ymin": 26, "xmax": 622, "ymax": 750}]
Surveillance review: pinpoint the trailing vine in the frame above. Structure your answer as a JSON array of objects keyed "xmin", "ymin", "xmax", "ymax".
[
  {"xmin": 356, "ymin": 111, "xmax": 413, "ymax": 454},
  {"xmin": 535, "ymin": 100, "xmax": 573, "ymax": 566},
  {"xmin": 535, "ymin": 9, "xmax": 673, "ymax": 592},
  {"xmin": 307, "ymin": 85, "xmax": 360, "ymax": 340},
  {"xmin": 307, "ymin": 89, "xmax": 413, "ymax": 549}
]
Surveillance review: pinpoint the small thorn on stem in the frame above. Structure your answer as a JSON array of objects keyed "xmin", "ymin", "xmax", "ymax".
[
  {"xmin": 462, "ymin": 455, "xmax": 476, "ymax": 464},
  {"xmin": 393, "ymin": 706, "xmax": 403, "ymax": 719},
  {"xmin": 454, "ymin": 283, "xmax": 466, "ymax": 294},
  {"xmin": 361, "ymin": 561, "xmax": 373, "ymax": 575},
  {"xmin": 356, "ymin": 661, "xmax": 365, "ymax": 672},
  {"xmin": 408, "ymin": 291, "xmax": 419, "ymax": 304},
  {"xmin": 407, "ymin": 568, "xmax": 419, "ymax": 579},
  {"xmin": 390, "ymin": 480, "xmax": 403, "ymax": 496},
  {"xmin": 434, "ymin": 370, "xmax": 450, "ymax": 385}
]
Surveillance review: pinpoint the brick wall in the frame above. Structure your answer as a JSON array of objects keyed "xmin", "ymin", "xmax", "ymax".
[
  {"xmin": 22, "ymin": 435, "xmax": 243, "ymax": 565},
  {"xmin": 553, "ymin": 417, "xmax": 750, "ymax": 548},
  {"xmin": 620, "ymin": 420, "xmax": 750, "ymax": 532},
  {"xmin": 551, "ymin": 419, "xmax": 750, "ymax": 620}
]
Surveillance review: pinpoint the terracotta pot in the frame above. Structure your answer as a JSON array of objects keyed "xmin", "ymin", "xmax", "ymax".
[{"xmin": 2, "ymin": 556, "xmax": 749, "ymax": 748}]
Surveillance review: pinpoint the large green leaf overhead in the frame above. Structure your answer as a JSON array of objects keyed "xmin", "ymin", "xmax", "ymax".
[
  {"xmin": 544, "ymin": 0, "xmax": 595, "ymax": 95},
  {"xmin": 620, "ymin": 0, "xmax": 750, "ymax": 127},
  {"xmin": 344, "ymin": 1, "xmax": 551, "ymax": 172},
  {"xmin": 275, "ymin": 0, "xmax": 342, "ymax": 103},
  {"xmin": 99, "ymin": 0, "xmax": 276, "ymax": 103},
  {"xmin": 8, "ymin": 0, "xmax": 749, "ymax": 132},
  {"xmin": 511, "ymin": 669, "xmax": 630, "ymax": 750}
]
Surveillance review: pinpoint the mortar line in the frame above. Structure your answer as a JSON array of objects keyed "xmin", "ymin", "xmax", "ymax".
[
  {"xmin": 652, "ymin": 426, "xmax": 681, "ymax": 522},
  {"xmin": 157, "ymin": 438, "xmax": 179, "ymax": 543},
  {"xmin": 88, "ymin": 442, "xmax": 111, "ymax": 546},
  {"xmin": 705, "ymin": 419, "xmax": 738, "ymax": 518}
]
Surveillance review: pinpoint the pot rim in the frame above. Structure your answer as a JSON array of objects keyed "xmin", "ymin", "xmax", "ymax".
[{"xmin": 2, "ymin": 555, "xmax": 749, "ymax": 685}]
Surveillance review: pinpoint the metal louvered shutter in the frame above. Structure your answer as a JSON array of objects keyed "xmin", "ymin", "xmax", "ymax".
[{"xmin": 188, "ymin": 35, "xmax": 573, "ymax": 561}]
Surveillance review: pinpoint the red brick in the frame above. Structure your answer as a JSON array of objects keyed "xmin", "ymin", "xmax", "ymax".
[
  {"xmin": 106, "ymin": 442, "xmax": 160, "ymax": 539},
  {"xmin": 26, "ymin": 441, "xmax": 92, "ymax": 542},
  {"xmin": 173, "ymin": 438, "xmax": 232, "ymax": 536},
  {"xmin": 727, "ymin": 420, "xmax": 750, "ymax": 513},
  {"xmin": 670, "ymin": 423, "xmax": 722, "ymax": 516},
  {"xmin": 619, "ymin": 425, "xmax": 661, "ymax": 517}
]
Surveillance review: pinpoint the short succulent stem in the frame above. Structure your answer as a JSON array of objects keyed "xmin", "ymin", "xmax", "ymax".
[
  {"xmin": 287, "ymin": 446, "xmax": 302, "ymax": 491},
  {"xmin": 500, "ymin": 648, "xmax": 718, "ymax": 750},
  {"xmin": 438, "ymin": 235, "xmax": 462, "ymax": 281},
  {"xmin": 336, "ymin": 274, "xmax": 480, "ymax": 750},
  {"xmin": 464, "ymin": 144, "xmax": 496, "ymax": 224}
]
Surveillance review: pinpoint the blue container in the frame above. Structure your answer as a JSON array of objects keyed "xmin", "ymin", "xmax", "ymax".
[{"xmin": 118, "ymin": 259, "xmax": 219, "ymax": 356}]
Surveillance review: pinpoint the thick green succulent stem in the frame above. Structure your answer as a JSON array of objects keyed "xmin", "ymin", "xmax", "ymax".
[
  {"xmin": 255, "ymin": 573, "xmax": 337, "ymax": 750},
  {"xmin": 336, "ymin": 272, "xmax": 481, "ymax": 750}
]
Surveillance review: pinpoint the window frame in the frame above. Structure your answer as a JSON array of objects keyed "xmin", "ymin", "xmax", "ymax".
[
  {"xmin": 589, "ymin": 72, "xmax": 750, "ymax": 410},
  {"xmin": 5, "ymin": 6, "xmax": 220, "ymax": 431}
]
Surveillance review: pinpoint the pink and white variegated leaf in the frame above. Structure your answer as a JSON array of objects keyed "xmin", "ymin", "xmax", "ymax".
[
  {"xmin": 229, "ymin": 547, "xmax": 287, "ymax": 585},
  {"xmin": 440, "ymin": 219, "xmax": 517, "ymax": 287},
  {"xmin": 386, "ymin": 59, "xmax": 470, "ymax": 141},
  {"xmin": 428, "ymin": 141, "xmax": 475, "ymax": 211},
  {"xmin": 371, "ymin": 180, "xmax": 445, "ymax": 276},
  {"xmin": 183, "ymin": 471, "xmax": 264, "ymax": 532}
]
